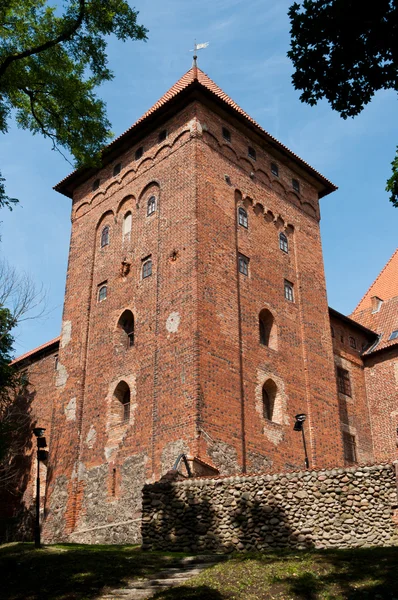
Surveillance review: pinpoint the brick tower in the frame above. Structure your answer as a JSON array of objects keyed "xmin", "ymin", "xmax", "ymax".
[{"xmin": 43, "ymin": 66, "xmax": 344, "ymax": 543}]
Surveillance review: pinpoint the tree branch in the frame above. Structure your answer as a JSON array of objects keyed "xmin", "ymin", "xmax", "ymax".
[{"xmin": 0, "ymin": 0, "xmax": 86, "ymax": 80}]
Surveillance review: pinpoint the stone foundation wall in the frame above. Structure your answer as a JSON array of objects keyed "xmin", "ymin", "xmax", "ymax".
[{"xmin": 142, "ymin": 463, "xmax": 398, "ymax": 552}]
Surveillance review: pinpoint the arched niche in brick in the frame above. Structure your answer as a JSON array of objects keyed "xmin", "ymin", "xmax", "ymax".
[
  {"xmin": 262, "ymin": 379, "xmax": 278, "ymax": 423},
  {"xmin": 138, "ymin": 181, "xmax": 160, "ymax": 211},
  {"xmin": 110, "ymin": 381, "xmax": 131, "ymax": 427},
  {"xmin": 95, "ymin": 210, "xmax": 114, "ymax": 233},
  {"xmin": 259, "ymin": 309, "xmax": 277, "ymax": 350},
  {"xmin": 116, "ymin": 309, "xmax": 135, "ymax": 349},
  {"xmin": 95, "ymin": 210, "xmax": 114, "ymax": 250}
]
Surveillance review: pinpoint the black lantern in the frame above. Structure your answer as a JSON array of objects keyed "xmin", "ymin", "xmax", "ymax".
[{"xmin": 293, "ymin": 414, "xmax": 309, "ymax": 468}]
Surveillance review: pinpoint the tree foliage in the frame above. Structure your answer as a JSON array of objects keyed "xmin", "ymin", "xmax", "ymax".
[
  {"xmin": 288, "ymin": 0, "xmax": 398, "ymax": 205},
  {"xmin": 0, "ymin": 0, "xmax": 147, "ymax": 208}
]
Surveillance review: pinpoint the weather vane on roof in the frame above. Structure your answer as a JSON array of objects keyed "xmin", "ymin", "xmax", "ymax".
[{"xmin": 190, "ymin": 40, "xmax": 209, "ymax": 67}]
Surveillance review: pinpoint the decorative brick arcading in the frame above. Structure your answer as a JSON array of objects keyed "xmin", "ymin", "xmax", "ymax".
[{"xmin": 142, "ymin": 464, "xmax": 398, "ymax": 552}]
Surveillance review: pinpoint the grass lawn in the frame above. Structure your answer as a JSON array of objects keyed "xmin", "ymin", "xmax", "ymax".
[{"xmin": 1, "ymin": 543, "xmax": 398, "ymax": 600}]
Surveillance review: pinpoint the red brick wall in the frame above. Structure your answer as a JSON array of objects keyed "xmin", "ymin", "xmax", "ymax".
[
  {"xmin": 43, "ymin": 96, "xmax": 346, "ymax": 542},
  {"xmin": 43, "ymin": 105, "xmax": 202, "ymax": 542},
  {"xmin": 329, "ymin": 315, "xmax": 374, "ymax": 464},
  {"xmin": 364, "ymin": 347, "xmax": 398, "ymax": 462},
  {"xmin": 0, "ymin": 347, "xmax": 58, "ymax": 540},
  {"xmin": 195, "ymin": 102, "xmax": 343, "ymax": 473}
]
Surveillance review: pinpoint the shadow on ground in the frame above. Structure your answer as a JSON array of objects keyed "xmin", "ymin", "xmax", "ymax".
[
  {"xmin": 0, "ymin": 543, "xmax": 189, "ymax": 600},
  {"xmin": 1, "ymin": 543, "xmax": 398, "ymax": 600}
]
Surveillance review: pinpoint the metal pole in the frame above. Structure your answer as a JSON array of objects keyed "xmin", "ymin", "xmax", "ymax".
[
  {"xmin": 301, "ymin": 427, "xmax": 310, "ymax": 469},
  {"xmin": 34, "ymin": 444, "xmax": 41, "ymax": 548}
]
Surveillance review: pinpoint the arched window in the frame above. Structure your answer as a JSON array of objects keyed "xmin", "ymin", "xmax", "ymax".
[
  {"xmin": 259, "ymin": 309, "xmax": 277, "ymax": 349},
  {"xmin": 279, "ymin": 232, "xmax": 288, "ymax": 253},
  {"xmin": 262, "ymin": 379, "xmax": 277, "ymax": 421},
  {"xmin": 101, "ymin": 225, "xmax": 110, "ymax": 248},
  {"xmin": 147, "ymin": 196, "xmax": 156, "ymax": 216},
  {"xmin": 118, "ymin": 310, "xmax": 134, "ymax": 347},
  {"xmin": 238, "ymin": 207, "xmax": 248, "ymax": 228},
  {"xmin": 122, "ymin": 212, "xmax": 132, "ymax": 240},
  {"xmin": 142, "ymin": 257, "xmax": 152, "ymax": 278},
  {"xmin": 112, "ymin": 381, "xmax": 131, "ymax": 425},
  {"xmin": 98, "ymin": 285, "xmax": 107, "ymax": 302}
]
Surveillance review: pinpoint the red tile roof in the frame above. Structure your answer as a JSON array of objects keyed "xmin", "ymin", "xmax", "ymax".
[
  {"xmin": 352, "ymin": 248, "xmax": 398, "ymax": 314},
  {"xmin": 54, "ymin": 66, "xmax": 337, "ymax": 197},
  {"xmin": 11, "ymin": 337, "xmax": 60, "ymax": 365},
  {"xmin": 350, "ymin": 248, "xmax": 398, "ymax": 355}
]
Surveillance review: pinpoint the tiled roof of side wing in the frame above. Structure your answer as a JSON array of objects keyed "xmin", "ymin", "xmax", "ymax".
[
  {"xmin": 11, "ymin": 337, "xmax": 60, "ymax": 365},
  {"xmin": 352, "ymin": 248, "xmax": 398, "ymax": 314},
  {"xmin": 55, "ymin": 66, "xmax": 336, "ymax": 193}
]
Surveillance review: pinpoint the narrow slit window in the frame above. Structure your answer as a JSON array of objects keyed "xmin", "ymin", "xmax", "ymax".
[
  {"xmin": 122, "ymin": 389, "xmax": 130, "ymax": 422},
  {"xmin": 113, "ymin": 163, "xmax": 121, "ymax": 177},
  {"xmin": 98, "ymin": 284, "xmax": 107, "ymax": 302},
  {"xmin": 238, "ymin": 254, "xmax": 249, "ymax": 276},
  {"xmin": 142, "ymin": 258, "xmax": 152, "ymax": 279},
  {"xmin": 147, "ymin": 196, "xmax": 156, "ymax": 216},
  {"xmin": 101, "ymin": 226, "xmax": 110, "ymax": 248},
  {"xmin": 135, "ymin": 146, "xmax": 143, "ymax": 160},
  {"xmin": 292, "ymin": 178, "xmax": 300, "ymax": 193},
  {"xmin": 248, "ymin": 146, "xmax": 256, "ymax": 160},
  {"xmin": 111, "ymin": 468, "xmax": 116, "ymax": 496},
  {"xmin": 279, "ymin": 232, "xmax": 288, "ymax": 253},
  {"xmin": 284, "ymin": 280, "xmax": 294, "ymax": 302},
  {"xmin": 271, "ymin": 163, "xmax": 279, "ymax": 177},
  {"xmin": 238, "ymin": 207, "xmax": 248, "ymax": 228},
  {"xmin": 222, "ymin": 127, "xmax": 231, "ymax": 142},
  {"xmin": 92, "ymin": 178, "xmax": 100, "ymax": 191}
]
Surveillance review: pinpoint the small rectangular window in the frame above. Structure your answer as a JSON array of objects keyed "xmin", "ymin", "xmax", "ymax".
[
  {"xmin": 337, "ymin": 367, "xmax": 351, "ymax": 396},
  {"xmin": 158, "ymin": 129, "xmax": 167, "ymax": 142},
  {"xmin": 54, "ymin": 354, "xmax": 59, "ymax": 371},
  {"xmin": 343, "ymin": 432, "xmax": 357, "ymax": 464},
  {"xmin": 238, "ymin": 254, "xmax": 249, "ymax": 276},
  {"xmin": 271, "ymin": 163, "xmax": 279, "ymax": 177},
  {"xmin": 331, "ymin": 327, "xmax": 335, "ymax": 338},
  {"xmin": 222, "ymin": 127, "xmax": 231, "ymax": 142},
  {"xmin": 284, "ymin": 280, "xmax": 294, "ymax": 302},
  {"xmin": 292, "ymin": 178, "xmax": 300, "ymax": 193},
  {"xmin": 349, "ymin": 336, "xmax": 356, "ymax": 349},
  {"xmin": 279, "ymin": 233, "xmax": 288, "ymax": 253},
  {"xmin": 92, "ymin": 178, "xmax": 100, "ymax": 191},
  {"xmin": 238, "ymin": 207, "xmax": 248, "ymax": 228},
  {"xmin": 248, "ymin": 146, "xmax": 256, "ymax": 160},
  {"xmin": 142, "ymin": 257, "xmax": 152, "ymax": 279},
  {"xmin": 135, "ymin": 146, "xmax": 143, "ymax": 160},
  {"xmin": 113, "ymin": 163, "xmax": 121, "ymax": 177}
]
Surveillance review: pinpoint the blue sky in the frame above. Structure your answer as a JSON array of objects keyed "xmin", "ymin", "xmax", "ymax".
[{"xmin": 1, "ymin": 0, "xmax": 397, "ymax": 357}]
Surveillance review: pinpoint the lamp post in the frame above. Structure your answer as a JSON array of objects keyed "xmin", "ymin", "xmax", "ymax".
[
  {"xmin": 32, "ymin": 427, "xmax": 47, "ymax": 549},
  {"xmin": 293, "ymin": 414, "xmax": 309, "ymax": 469}
]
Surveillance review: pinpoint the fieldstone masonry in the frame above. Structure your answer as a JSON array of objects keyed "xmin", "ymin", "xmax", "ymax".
[{"xmin": 142, "ymin": 463, "xmax": 398, "ymax": 552}]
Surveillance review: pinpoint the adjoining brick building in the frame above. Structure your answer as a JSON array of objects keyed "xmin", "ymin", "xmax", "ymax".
[{"xmin": 4, "ymin": 66, "xmax": 398, "ymax": 543}]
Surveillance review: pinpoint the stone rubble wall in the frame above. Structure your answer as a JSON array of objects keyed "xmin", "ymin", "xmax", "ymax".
[{"xmin": 142, "ymin": 463, "xmax": 398, "ymax": 552}]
